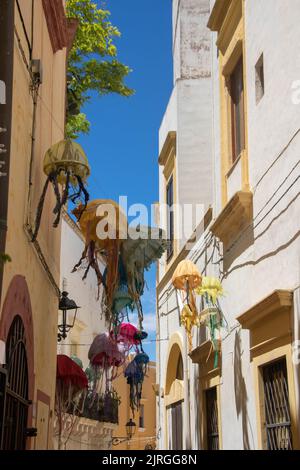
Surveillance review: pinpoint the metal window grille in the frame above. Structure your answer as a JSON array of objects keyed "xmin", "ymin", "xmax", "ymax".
[
  {"xmin": 262, "ymin": 359, "xmax": 293, "ymax": 450},
  {"xmin": 1, "ymin": 316, "xmax": 30, "ymax": 450},
  {"xmin": 206, "ymin": 387, "xmax": 219, "ymax": 450}
]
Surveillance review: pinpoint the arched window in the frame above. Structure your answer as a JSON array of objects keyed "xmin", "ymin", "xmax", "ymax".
[
  {"xmin": 176, "ymin": 353, "xmax": 183, "ymax": 380},
  {"xmin": 1, "ymin": 316, "xmax": 29, "ymax": 450}
]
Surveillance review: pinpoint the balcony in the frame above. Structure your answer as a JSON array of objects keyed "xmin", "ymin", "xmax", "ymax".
[{"xmin": 82, "ymin": 392, "xmax": 120, "ymax": 425}]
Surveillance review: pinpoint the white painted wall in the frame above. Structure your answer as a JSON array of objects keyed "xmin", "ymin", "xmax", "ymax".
[
  {"xmin": 158, "ymin": 0, "xmax": 213, "ymax": 280},
  {"xmin": 157, "ymin": 0, "xmax": 300, "ymax": 450},
  {"xmin": 58, "ymin": 214, "xmax": 106, "ymax": 370}
]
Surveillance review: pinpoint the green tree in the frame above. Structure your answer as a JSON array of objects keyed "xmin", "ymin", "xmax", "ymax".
[
  {"xmin": 66, "ymin": 0, "xmax": 133, "ymax": 138},
  {"xmin": 0, "ymin": 253, "xmax": 11, "ymax": 266}
]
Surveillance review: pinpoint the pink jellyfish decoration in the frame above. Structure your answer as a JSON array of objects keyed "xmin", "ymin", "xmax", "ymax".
[
  {"xmin": 88, "ymin": 332, "xmax": 126, "ymax": 389},
  {"xmin": 110, "ymin": 322, "xmax": 149, "ymax": 356}
]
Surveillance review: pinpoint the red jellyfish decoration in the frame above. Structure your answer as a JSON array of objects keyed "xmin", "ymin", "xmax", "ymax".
[{"xmin": 55, "ymin": 355, "xmax": 88, "ymax": 450}]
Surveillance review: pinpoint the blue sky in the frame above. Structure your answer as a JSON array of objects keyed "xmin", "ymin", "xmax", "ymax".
[{"xmin": 77, "ymin": 0, "xmax": 173, "ymax": 360}]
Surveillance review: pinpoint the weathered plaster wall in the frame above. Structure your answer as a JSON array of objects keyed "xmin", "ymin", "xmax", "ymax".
[
  {"xmin": 58, "ymin": 215, "xmax": 106, "ymax": 369},
  {"xmin": 0, "ymin": 0, "xmax": 67, "ymax": 450},
  {"xmin": 158, "ymin": 0, "xmax": 300, "ymax": 450}
]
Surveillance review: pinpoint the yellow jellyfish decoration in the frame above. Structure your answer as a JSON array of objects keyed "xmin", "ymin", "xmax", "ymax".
[
  {"xmin": 196, "ymin": 276, "xmax": 224, "ymax": 307},
  {"xmin": 72, "ymin": 199, "xmax": 128, "ymax": 313},
  {"xmin": 195, "ymin": 276, "xmax": 226, "ymax": 368},
  {"xmin": 32, "ymin": 139, "xmax": 90, "ymax": 241},
  {"xmin": 172, "ymin": 260, "xmax": 202, "ymax": 352}
]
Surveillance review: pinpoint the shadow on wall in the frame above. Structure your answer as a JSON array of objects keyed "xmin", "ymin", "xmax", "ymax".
[
  {"xmin": 193, "ymin": 327, "xmax": 203, "ymax": 449},
  {"xmin": 233, "ymin": 331, "xmax": 251, "ymax": 450}
]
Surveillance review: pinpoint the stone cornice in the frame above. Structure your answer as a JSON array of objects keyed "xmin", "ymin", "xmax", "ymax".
[
  {"xmin": 210, "ymin": 190, "xmax": 253, "ymax": 247},
  {"xmin": 207, "ymin": 0, "xmax": 232, "ymax": 32},
  {"xmin": 42, "ymin": 0, "xmax": 68, "ymax": 53},
  {"xmin": 237, "ymin": 290, "xmax": 293, "ymax": 330},
  {"xmin": 158, "ymin": 131, "xmax": 176, "ymax": 166}
]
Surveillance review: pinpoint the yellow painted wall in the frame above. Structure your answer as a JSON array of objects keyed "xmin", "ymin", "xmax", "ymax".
[
  {"xmin": 0, "ymin": 1, "xmax": 67, "ymax": 450},
  {"xmin": 113, "ymin": 361, "xmax": 157, "ymax": 450}
]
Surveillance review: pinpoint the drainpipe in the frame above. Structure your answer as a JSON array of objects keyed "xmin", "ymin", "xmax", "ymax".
[{"xmin": 0, "ymin": 0, "xmax": 15, "ymax": 305}]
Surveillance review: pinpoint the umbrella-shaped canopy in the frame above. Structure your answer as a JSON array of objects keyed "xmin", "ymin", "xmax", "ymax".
[
  {"xmin": 73, "ymin": 199, "xmax": 128, "ymax": 247},
  {"xmin": 88, "ymin": 332, "xmax": 125, "ymax": 367},
  {"xmin": 111, "ymin": 288, "xmax": 134, "ymax": 314},
  {"xmin": 121, "ymin": 226, "xmax": 167, "ymax": 325},
  {"xmin": 196, "ymin": 276, "xmax": 224, "ymax": 305},
  {"xmin": 111, "ymin": 323, "xmax": 139, "ymax": 345},
  {"xmin": 172, "ymin": 260, "xmax": 202, "ymax": 290},
  {"xmin": 43, "ymin": 139, "xmax": 90, "ymax": 186},
  {"xmin": 56, "ymin": 355, "xmax": 88, "ymax": 390}
]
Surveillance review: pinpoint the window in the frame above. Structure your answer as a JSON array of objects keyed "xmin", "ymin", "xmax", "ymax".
[
  {"xmin": 166, "ymin": 176, "xmax": 174, "ymax": 260},
  {"xmin": 139, "ymin": 404, "xmax": 145, "ymax": 429},
  {"xmin": 230, "ymin": 56, "xmax": 245, "ymax": 163},
  {"xmin": 261, "ymin": 359, "xmax": 293, "ymax": 450},
  {"xmin": 206, "ymin": 387, "xmax": 219, "ymax": 450},
  {"xmin": 255, "ymin": 54, "xmax": 264, "ymax": 104},
  {"xmin": 176, "ymin": 354, "xmax": 183, "ymax": 380}
]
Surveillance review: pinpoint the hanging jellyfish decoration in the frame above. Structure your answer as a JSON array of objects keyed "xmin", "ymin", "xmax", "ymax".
[
  {"xmin": 55, "ymin": 355, "xmax": 88, "ymax": 450},
  {"xmin": 85, "ymin": 332, "xmax": 126, "ymax": 423},
  {"xmin": 32, "ymin": 139, "xmax": 90, "ymax": 241},
  {"xmin": 195, "ymin": 276, "xmax": 227, "ymax": 368},
  {"xmin": 88, "ymin": 332, "xmax": 126, "ymax": 390},
  {"xmin": 120, "ymin": 225, "xmax": 167, "ymax": 330},
  {"xmin": 72, "ymin": 203, "xmax": 167, "ymax": 333},
  {"xmin": 83, "ymin": 364, "xmax": 121, "ymax": 424},
  {"xmin": 172, "ymin": 260, "xmax": 202, "ymax": 353},
  {"xmin": 110, "ymin": 322, "xmax": 148, "ymax": 357},
  {"xmin": 124, "ymin": 352, "xmax": 150, "ymax": 416},
  {"xmin": 72, "ymin": 199, "xmax": 128, "ymax": 309}
]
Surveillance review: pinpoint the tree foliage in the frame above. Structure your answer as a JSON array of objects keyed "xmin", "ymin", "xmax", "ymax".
[
  {"xmin": 66, "ymin": 0, "xmax": 133, "ymax": 138},
  {"xmin": 0, "ymin": 253, "xmax": 11, "ymax": 266}
]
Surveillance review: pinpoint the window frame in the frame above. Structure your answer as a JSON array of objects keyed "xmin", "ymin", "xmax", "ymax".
[
  {"xmin": 166, "ymin": 175, "xmax": 174, "ymax": 261},
  {"xmin": 260, "ymin": 357, "xmax": 293, "ymax": 450},
  {"xmin": 229, "ymin": 55, "xmax": 245, "ymax": 164}
]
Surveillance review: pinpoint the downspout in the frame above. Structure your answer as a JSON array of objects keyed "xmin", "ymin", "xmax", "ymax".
[{"xmin": 0, "ymin": 0, "xmax": 15, "ymax": 305}]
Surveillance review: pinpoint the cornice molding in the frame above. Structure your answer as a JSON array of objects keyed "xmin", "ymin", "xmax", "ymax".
[
  {"xmin": 237, "ymin": 290, "xmax": 293, "ymax": 330},
  {"xmin": 158, "ymin": 131, "xmax": 176, "ymax": 166},
  {"xmin": 207, "ymin": 0, "xmax": 232, "ymax": 32},
  {"xmin": 190, "ymin": 340, "xmax": 213, "ymax": 364},
  {"xmin": 62, "ymin": 209, "xmax": 85, "ymax": 242},
  {"xmin": 42, "ymin": 0, "xmax": 68, "ymax": 53},
  {"xmin": 210, "ymin": 190, "xmax": 253, "ymax": 247}
]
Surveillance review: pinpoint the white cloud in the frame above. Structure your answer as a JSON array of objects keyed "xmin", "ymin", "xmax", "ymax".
[{"xmin": 130, "ymin": 311, "xmax": 156, "ymax": 333}]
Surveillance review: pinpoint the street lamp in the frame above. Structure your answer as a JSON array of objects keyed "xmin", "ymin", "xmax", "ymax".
[
  {"xmin": 57, "ymin": 291, "xmax": 80, "ymax": 342},
  {"xmin": 111, "ymin": 419, "xmax": 137, "ymax": 446}
]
